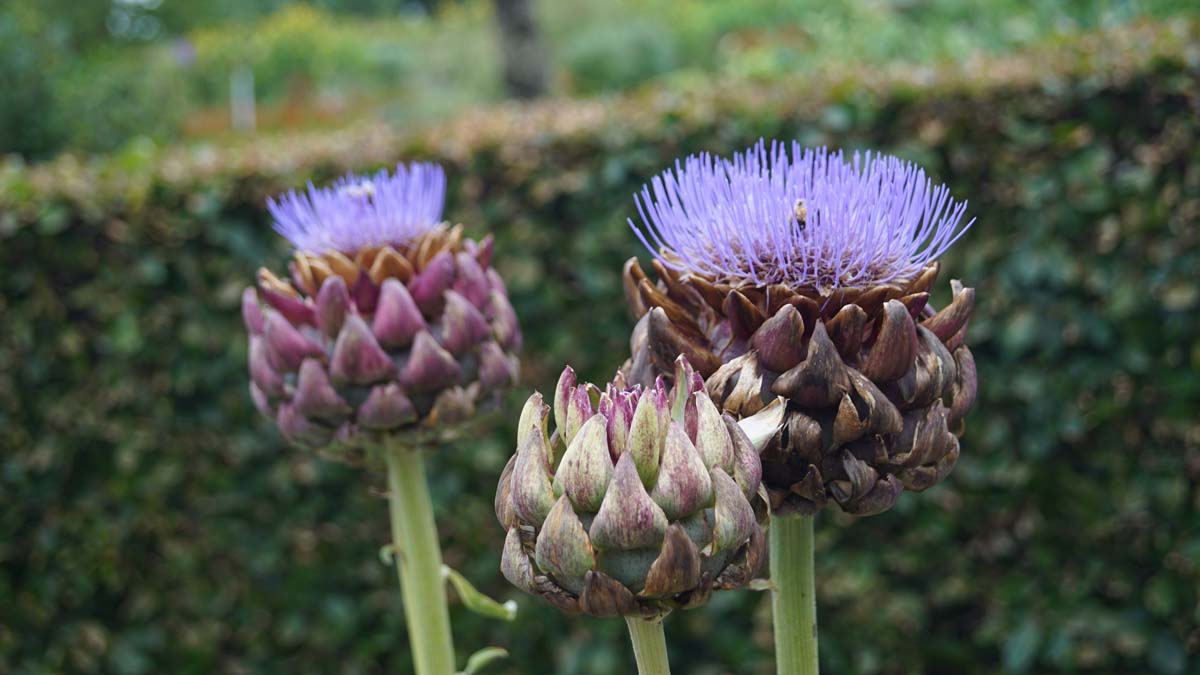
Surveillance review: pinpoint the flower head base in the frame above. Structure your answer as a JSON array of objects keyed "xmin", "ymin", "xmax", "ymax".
[
  {"xmin": 496, "ymin": 357, "xmax": 767, "ymax": 618},
  {"xmin": 630, "ymin": 141, "xmax": 973, "ymax": 292},
  {"xmin": 269, "ymin": 162, "xmax": 446, "ymax": 254}
]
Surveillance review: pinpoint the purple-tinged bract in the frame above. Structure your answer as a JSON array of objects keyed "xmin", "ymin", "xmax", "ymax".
[
  {"xmin": 495, "ymin": 357, "xmax": 767, "ymax": 618},
  {"xmin": 630, "ymin": 141, "xmax": 973, "ymax": 292},
  {"xmin": 269, "ymin": 162, "xmax": 446, "ymax": 254}
]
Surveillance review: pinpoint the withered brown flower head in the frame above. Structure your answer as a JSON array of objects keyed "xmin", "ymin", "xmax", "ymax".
[
  {"xmin": 623, "ymin": 143, "xmax": 977, "ymax": 517},
  {"xmin": 244, "ymin": 164, "xmax": 521, "ymax": 462}
]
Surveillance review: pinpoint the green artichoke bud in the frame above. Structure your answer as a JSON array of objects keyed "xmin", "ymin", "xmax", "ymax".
[{"xmin": 495, "ymin": 356, "xmax": 767, "ymax": 618}]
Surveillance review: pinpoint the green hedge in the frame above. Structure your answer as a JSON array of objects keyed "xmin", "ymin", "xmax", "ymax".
[{"xmin": 2, "ymin": 19, "xmax": 1198, "ymax": 675}]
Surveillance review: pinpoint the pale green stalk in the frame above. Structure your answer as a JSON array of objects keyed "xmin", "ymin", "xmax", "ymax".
[
  {"xmin": 770, "ymin": 514, "xmax": 819, "ymax": 675},
  {"xmin": 625, "ymin": 616, "xmax": 671, "ymax": 675},
  {"xmin": 385, "ymin": 443, "xmax": 456, "ymax": 675}
]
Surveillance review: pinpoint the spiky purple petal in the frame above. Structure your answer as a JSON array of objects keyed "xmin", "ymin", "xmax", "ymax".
[
  {"xmin": 268, "ymin": 162, "xmax": 446, "ymax": 254},
  {"xmin": 629, "ymin": 141, "xmax": 973, "ymax": 291}
]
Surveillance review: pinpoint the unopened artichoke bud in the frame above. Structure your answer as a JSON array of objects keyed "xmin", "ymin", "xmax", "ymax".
[
  {"xmin": 495, "ymin": 356, "xmax": 767, "ymax": 618},
  {"xmin": 243, "ymin": 163, "xmax": 521, "ymax": 461},
  {"xmin": 623, "ymin": 142, "xmax": 977, "ymax": 517}
]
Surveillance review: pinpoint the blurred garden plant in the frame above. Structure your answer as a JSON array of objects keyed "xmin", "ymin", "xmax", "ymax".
[
  {"xmin": 495, "ymin": 356, "xmax": 767, "ymax": 674},
  {"xmin": 243, "ymin": 162, "xmax": 520, "ymax": 675},
  {"xmin": 624, "ymin": 142, "xmax": 978, "ymax": 674}
]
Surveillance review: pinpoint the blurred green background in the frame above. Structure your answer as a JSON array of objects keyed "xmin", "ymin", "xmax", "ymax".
[
  {"xmin": 4, "ymin": 0, "xmax": 1196, "ymax": 158},
  {"xmin": 2, "ymin": 1, "xmax": 1199, "ymax": 674}
]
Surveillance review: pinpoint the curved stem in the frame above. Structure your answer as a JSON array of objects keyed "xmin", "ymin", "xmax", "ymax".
[
  {"xmin": 770, "ymin": 514, "xmax": 819, "ymax": 675},
  {"xmin": 385, "ymin": 443, "xmax": 456, "ymax": 675},
  {"xmin": 625, "ymin": 616, "xmax": 671, "ymax": 675}
]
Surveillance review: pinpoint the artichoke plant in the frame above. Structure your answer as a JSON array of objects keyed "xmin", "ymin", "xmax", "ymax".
[
  {"xmin": 623, "ymin": 142, "xmax": 976, "ymax": 517},
  {"xmin": 241, "ymin": 162, "xmax": 521, "ymax": 675},
  {"xmin": 495, "ymin": 356, "xmax": 767, "ymax": 619},
  {"xmin": 622, "ymin": 141, "xmax": 977, "ymax": 674},
  {"xmin": 243, "ymin": 164, "xmax": 521, "ymax": 462}
]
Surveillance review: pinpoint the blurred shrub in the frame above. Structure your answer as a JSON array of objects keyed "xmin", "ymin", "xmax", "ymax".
[
  {"xmin": 49, "ymin": 51, "xmax": 192, "ymax": 156},
  {"xmin": 560, "ymin": 21, "xmax": 679, "ymax": 94},
  {"xmin": 185, "ymin": 3, "xmax": 501, "ymax": 127},
  {"xmin": 188, "ymin": 5, "xmax": 414, "ymax": 103},
  {"xmin": 1, "ymin": 19, "xmax": 1198, "ymax": 675},
  {"xmin": 0, "ymin": 11, "xmax": 190, "ymax": 158},
  {"xmin": 548, "ymin": 0, "xmax": 1199, "ymax": 89},
  {"xmin": 0, "ymin": 12, "xmax": 67, "ymax": 158}
]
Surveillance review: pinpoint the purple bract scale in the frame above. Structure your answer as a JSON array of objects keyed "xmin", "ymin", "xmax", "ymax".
[
  {"xmin": 629, "ymin": 141, "xmax": 974, "ymax": 291},
  {"xmin": 268, "ymin": 162, "xmax": 446, "ymax": 254}
]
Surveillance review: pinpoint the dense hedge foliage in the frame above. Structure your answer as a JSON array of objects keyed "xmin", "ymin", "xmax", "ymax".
[{"xmin": 2, "ymin": 19, "xmax": 1198, "ymax": 675}]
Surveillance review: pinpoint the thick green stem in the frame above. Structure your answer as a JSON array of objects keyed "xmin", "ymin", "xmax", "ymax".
[
  {"xmin": 385, "ymin": 444, "xmax": 456, "ymax": 675},
  {"xmin": 625, "ymin": 616, "xmax": 671, "ymax": 675},
  {"xmin": 770, "ymin": 514, "xmax": 819, "ymax": 675}
]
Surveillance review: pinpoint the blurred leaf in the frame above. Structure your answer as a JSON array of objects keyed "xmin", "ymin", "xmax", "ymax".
[
  {"xmin": 459, "ymin": 647, "xmax": 509, "ymax": 675},
  {"xmin": 444, "ymin": 565, "xmax": 518, "ymax": 622},
  {"xmin": 1003, "ymin": 618, "xmax": 1041, "ymax": 673}
]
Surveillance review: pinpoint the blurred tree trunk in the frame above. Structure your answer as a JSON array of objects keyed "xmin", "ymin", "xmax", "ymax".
[{"xmin": 492, "ymin": 0, "xmax": 548, "ymax": 99}]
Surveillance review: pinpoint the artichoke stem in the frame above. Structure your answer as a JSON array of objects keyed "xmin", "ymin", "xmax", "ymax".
[
  {"xmin": 770, "ymin": 514, "xmax": 819, "ymax": 675},
  {"xmin": 385, "ymin": 443, "xmax": 457, "ymax": 675},
  {"xmin": 625, "ymin": 616, "xmax": 672, "ymax": 675}
]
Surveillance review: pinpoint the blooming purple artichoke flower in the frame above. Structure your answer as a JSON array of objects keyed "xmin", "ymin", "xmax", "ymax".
[
  {"xmin": 630, "ymin": 142, "xmax": 972, "ymax": 291},
  {"xmin": 623, "ymin": 141, "xmax": 978, "ymax": 516},
  {"xmin": 495, "ymin": 356, "xmax": 767, "ymax": 618},
  {"xmin": 244, "ymin": 162, "xmax": 521, "ymax": 460}
]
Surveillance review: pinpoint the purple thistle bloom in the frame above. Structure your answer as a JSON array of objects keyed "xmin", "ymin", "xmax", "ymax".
[
  {"xmin": 629, "ymin": 141, "xmax": 974, "ymax": 291},
  {"xmin": 268, "ymin": 162, "xmax": 446, "ymax": 254}
]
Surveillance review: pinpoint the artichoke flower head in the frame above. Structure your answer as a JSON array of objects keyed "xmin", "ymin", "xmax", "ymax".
[
  {"xmin": 243, "ymin": 162, "xmax": 521, "ymax": 462},
  {"xmin": 496, "ymin": 356, "xmax": 768, "ymax": 618},
  {"xmin": 624, "ymin": 141, "xmax": 978, "ymax": 516}
]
